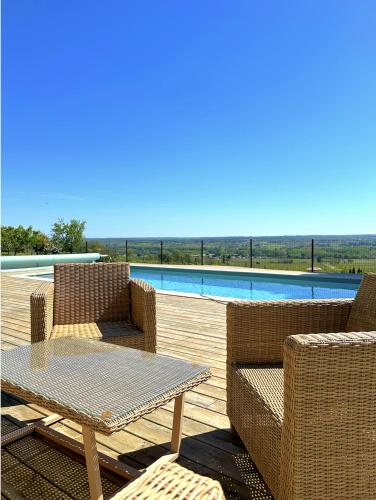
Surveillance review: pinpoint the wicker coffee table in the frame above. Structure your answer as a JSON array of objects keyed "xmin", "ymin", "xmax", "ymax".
[{"xmin": 1, "ymin": 338, "xmax": 211, "ymax": 499}]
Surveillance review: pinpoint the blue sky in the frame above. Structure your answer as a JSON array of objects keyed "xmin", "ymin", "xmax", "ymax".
[{"xmin": 2, "ymin": 0, "xmax": 376, "ymax": 237}]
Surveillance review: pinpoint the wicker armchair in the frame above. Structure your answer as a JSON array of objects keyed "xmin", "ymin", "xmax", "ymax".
[
  {"xmin": 227, "ymin": 273, "xmax": 376, "ymax": 499},
  {"xmin": 30, "ymin": 263, "xmax": 156, "ymax": 352}
]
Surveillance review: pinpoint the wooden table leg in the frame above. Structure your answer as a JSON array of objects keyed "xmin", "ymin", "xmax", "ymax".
[
  {"xmin": 170, "ymin": 393, "xmax": 185, "ymax": 453},
  {"xmin": 82, "ymin": 425, "xmax": 104, "ymax": 500}
]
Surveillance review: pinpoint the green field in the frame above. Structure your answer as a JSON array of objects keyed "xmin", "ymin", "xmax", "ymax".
[
  {"xmin": 89, "ymin": 235, "xmax": 376, "ymax": 274},
  {"xmin": 3, "ymin": 235, "xmax": 375, "ymax": 274}
]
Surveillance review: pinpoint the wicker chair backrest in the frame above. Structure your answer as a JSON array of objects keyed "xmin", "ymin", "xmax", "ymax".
[
  {"xmin": 346, "ymin": 273, "xmax": 376, "ymax": 332},
  {"xmin": 53, "ymin": 263, "xmax": 130, "ymax": 325}
]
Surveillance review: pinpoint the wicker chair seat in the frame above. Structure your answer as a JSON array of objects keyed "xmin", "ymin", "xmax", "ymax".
[
  {"xmin": 52, "ymin": 321, "xmax": 143, "ymax": 339},
  {"xmin": 51, "ymin": 321, "xmax": 145, "ymax": 349},
  {"xmin": 235, "ymin": 365, "xmax": 284, "ymax": 423}
]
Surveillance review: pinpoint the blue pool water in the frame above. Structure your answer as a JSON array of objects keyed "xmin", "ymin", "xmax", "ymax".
[
  {"xmin": 31, "ymin": 267, "xmax": 359, "ymax": 300},
  {"xmin": 131, "ymin": 267, "xmax": 359, "ymax": 300}
]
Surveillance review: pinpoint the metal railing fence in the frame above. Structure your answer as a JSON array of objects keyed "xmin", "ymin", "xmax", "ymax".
[{"xmin": 84, "ymin": 236, "xmax": 376, "ymax": 274}]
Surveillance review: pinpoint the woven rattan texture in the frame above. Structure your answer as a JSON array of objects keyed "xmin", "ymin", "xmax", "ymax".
[
  {"xmin": 235, "ymin": 365, "xmax": 284, "ymax": 423},
  {"xmin": 130, "ymin": 279, "xmax": 157, "ymax": 352},
  {"xmin": 30, "ymin": 264, "xmax": 157, "ymax": 352},
  {"xmin": 52, "ymin": 321, "xmax": 143, "ymax": 339},
  {"xmin": 54, "ymin": 263, "xmax": 131, "ymax": 324},
  {"xmin": 346, "ymin": 272, "xmax": 376, "ymax": 332},
  {"xmin": 51, "ymin": 321, "xmax": 146, "ymax": 350},
  {"xmin": 227, "ymin": 280, "xmax": 376, "ymax": 499},
  {"xmin": 281, "ymin": 331, "xmax": 376, "ymax": 499},
  {"xmin": 1, "ymin": 431, "xmax": 121, "ymax": 499},
  {"xmin": 1, "ymin": 418, "xmax": 19, "ymax": 437},
  {"xmin": 229, "ymin": 367, "xmax": 282, "ymax": 498},
  {"xmin": 227, "ymin": 298, "xmax": 353, "ymax": 364},
  {"xmin": 31, "ymin": 281, "xmax": 54, "ymax": 343},
  {"xmin": 2, "ymin": 338, "xmax": 211, "ymax": 434},
  {"xmin": 120, "ymin": 461, "xmax": 225, "ymax": 499}
]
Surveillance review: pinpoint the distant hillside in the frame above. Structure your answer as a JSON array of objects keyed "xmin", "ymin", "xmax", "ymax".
[
  {"xmin": 87, "ymin": 234, "xmax": 376, "ymax": 246},
  {"xmin": 86, "ymin": 234, "xmax": 376, "ymax": 273}
]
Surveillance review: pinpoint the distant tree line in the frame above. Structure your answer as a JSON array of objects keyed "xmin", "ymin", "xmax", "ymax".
[
  {"xmin": 2, "ymin": 226, "xmax": 376, "ymax": 273},
  {"xmin": 1, "ymin": 219, "xmax": 86, "ymax": 255},
  {"xmin": 86, "ymin": 237, "xmax": 376, "ymax": 273}
]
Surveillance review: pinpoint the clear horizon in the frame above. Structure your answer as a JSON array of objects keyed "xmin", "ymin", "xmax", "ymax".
[{"xmin": 2, "ymin": 1, "xmax": 376, "ymax": 237}]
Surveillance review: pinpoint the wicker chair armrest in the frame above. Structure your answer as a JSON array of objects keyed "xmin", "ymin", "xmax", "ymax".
[
  {"xmin": 281, "ymin": 331, "xmax": 376, "ymax": 499},
  {"xmin": 227, "ymin": 298, "xmax": 353, "ymax": 364},
  {"xmin": 30, "ymin": 282, "xmax": 54, "ymax": 343},
  {"xmin": 130, "ymin": 279, "xmax": 157, "ymax": 352}
]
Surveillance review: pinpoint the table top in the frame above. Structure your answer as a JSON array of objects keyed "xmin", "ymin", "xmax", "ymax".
[{"xmin": 1, "ymin": 338, "xmax": 211, "ymax": 434}]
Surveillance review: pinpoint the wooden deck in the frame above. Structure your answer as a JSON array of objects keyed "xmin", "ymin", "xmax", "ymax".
[{"xmin": 1, "ymin": 273, "xmax": 271, "ymax": 499}]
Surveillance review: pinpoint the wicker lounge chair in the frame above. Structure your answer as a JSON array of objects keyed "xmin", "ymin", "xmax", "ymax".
[
  {"xmin": 30, "ymin": 263, "xmax": 156, "ymax": 352},
  {"xmin": 227, "ymin": 272, "xmax": 376, "ymax": 499}
]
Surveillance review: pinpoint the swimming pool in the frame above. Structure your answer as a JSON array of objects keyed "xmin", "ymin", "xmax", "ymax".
[{"xmin": 32, "ymin": 266, "xmax": 359, "ymax": 300}]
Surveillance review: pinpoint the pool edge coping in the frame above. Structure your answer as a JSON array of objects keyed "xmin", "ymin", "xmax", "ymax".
[{"xmin": 3, "ymin": 263, "xmax": 362, "ymax": 283}]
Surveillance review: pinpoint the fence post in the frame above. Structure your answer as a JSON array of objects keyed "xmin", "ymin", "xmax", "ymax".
[
  {"xmin": 125, "ymin": 240, "xmax": 128, "ymax": 262},
  {"xmin": 311, "ymin": 239, "xmax": 314, "ymax": 272},
  {"xmin": 160, "ymin": 240, "xmax": 163, "ymax": 264},
  {"xmin": 201, "ymin": 240, "xmax": 204, "ymax": 265},
  {"xmin": 249, "ymin": 238, "xmax": 253, "ymax": 268}
]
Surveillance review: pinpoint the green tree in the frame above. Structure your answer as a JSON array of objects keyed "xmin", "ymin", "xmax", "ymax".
[
  {"xmin": 1, "ymin": 225, "xmax": 33, "ymax": 255},
  {"xmin": 1, "ymin": 226, "xmax": 13, "ymax": 254},
  {"xmin": 51, "ymin": 218, "xmax": 86, "ymax": 253},
  {"xmin": 31, "ymin": 230, "xmax": 50, "ymax": 254},
  {"xmin": 44, "ymin": 241, "xmax": 60, "ymax": 254},
  {"xmin": 183, "ymin": 253, "xmax": 192, "ymax": 264},
  {"xmin": 126, "ymin": 248, "xmax": 134, "ymax": 261},
  {"xmin": 87, "ymin": 241, "xmax": 103, "ymax": 253},
  {"xmin": 172, "ymin": 251, "xmax": 184, "ymax": 264}
]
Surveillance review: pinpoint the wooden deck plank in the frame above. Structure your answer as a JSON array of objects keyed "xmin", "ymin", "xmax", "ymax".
[{"xmin": 1, "ymin": 273, "xmax": 271, "ymax": 499}]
